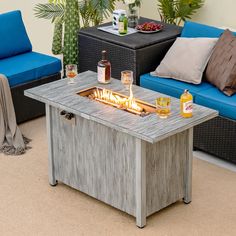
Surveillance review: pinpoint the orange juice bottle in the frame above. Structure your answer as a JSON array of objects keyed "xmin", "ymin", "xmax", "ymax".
[{"xmin": 180, "ymin": 89, "xmax": 193, "ymax": 118}]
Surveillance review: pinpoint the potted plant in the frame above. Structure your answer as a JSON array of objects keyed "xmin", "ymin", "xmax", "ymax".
[
  {"xmin": 34, "ymin": 0, "xmax": 117, "ymax": 71},
  {"xmin": 157, "ymin": 0, "xmax": 204, "ymax": 25}
]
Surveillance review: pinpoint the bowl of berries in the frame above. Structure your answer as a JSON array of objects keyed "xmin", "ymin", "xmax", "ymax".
[{"xmin": 136, "ymin": 22, "xmax": 164, "ymax": 34}]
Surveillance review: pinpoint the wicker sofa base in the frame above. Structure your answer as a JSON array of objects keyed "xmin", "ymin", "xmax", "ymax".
[
  {"xmin": 194, "ymin": 116, "xmax": 236, "ymax": 164},
  {"xmin": 11, "ymin": 73, "xmax": 61, "ymax": 124}
]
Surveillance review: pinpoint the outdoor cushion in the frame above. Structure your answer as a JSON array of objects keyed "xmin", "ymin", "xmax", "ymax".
[
  {"xmin": 151, "ymin": 37, "xmax": 218, "ymax": 84},
  {"xmin": 0, "ymin": 52, "xmax": 62, "ymax": 87},
  {"xmin": 181, "ymin": 21, "xmax": 236, "ymax": 38},
  {"xmin": 195, "ymin": 87, "xmax": 236, "ymax": 120},
  {"xmin": 0, "ymin": 10, "xmax": 32, "ymax": 59},
  {"xmin": 140, "ymin": 73, "xmax": 213, "ymax": 100},
  {"xmin": 205, "ymin": 29, "xmax": 236, "ymax": 96},
  {"xmin": 181, "ymin": 21, "xmax": 225, "ymax": 38}
]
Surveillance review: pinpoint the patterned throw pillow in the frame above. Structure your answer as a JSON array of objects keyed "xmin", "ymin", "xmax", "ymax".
[{"xmin": 205, "ymin": 29, "xmax": 236, "ymax": 96}]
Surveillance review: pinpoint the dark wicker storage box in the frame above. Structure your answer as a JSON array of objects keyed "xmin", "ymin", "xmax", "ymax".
[{"xmin": 79, "ymin": 18, "xmax": 182, "ymax": 85}]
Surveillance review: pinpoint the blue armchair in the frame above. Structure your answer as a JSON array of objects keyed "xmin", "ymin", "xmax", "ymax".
[{"xmin": 0, "ymin": 10, "xmax": 62, "ymax": 123}]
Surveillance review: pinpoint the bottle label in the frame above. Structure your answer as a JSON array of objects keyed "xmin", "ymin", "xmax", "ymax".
[
  {"xmin": 183, "ymin": 101, "xmax": 193, "ymax": 113},
  {"xmin": 119, "ymin": 22, "xmax": 124, "ymax": 33},
  {"xmin": 97, "ymin": 66, "xmax": 106, "ymax": 83}
]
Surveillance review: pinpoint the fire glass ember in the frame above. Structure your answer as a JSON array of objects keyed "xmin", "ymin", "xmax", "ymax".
[{"xmin": 77, "ymin": 87, "xmax": 156, "ymax": 117}]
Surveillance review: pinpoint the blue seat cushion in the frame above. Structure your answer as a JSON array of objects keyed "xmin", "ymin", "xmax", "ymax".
[
  {"xmin": 195, "ymin": 87, "xmax": 236, "ymax": 120},
  {"xmin": 0, "ymin": 52, "xmax": 62, "ymax": 87},
  {"xmin": 0, "ymin": 11, "xmax": 32, "ymax": 59},
  {"xmin": 140, "ymin": 73, "xmax": 213, "ymax": 100}
]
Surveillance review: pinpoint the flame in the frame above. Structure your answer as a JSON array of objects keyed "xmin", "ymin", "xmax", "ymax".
[{"xmin": 93, "ymin": 87, "xmax": 143, "ymax": 113}]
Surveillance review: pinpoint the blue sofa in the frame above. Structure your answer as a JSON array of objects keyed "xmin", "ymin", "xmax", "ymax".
[
  {"xmin": 140, "ymin": 21, "xmax": 236, "ymax": 164},
  {"xmin": 0, "ymin": 10, "xmax": 62, "ymax": 123}
]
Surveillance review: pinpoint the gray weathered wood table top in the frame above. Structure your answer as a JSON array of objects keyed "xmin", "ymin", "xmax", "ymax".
[{"xmin": 25, "ymin": 71, "xmax": 218, "ymax": 143}]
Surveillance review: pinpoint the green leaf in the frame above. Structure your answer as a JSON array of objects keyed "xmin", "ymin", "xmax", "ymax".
[
  {"xmin": 158, "ymin": 0, "xmax": 176, "ymax": 24},
  {"xmin": 157, "ymin": 0, "xmax": 204, "ymax": 25},
  {"xmin": 34, "ymin": 3, "xmax": 65, "ymax": 22},
  {"xmin": 89, "ymin": 0, "xmax": 116, "ymax": 23},
  {"xmin": 48, "ymin": 0, "xmax": 66, "ymax": 4}
]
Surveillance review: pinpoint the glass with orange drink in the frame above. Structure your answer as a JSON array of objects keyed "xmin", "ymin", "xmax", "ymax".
[{"xmin": 66, "ymin": 64, "xmax": 77, "ymax": 84}]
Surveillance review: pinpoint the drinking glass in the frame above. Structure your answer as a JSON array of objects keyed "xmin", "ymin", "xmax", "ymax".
[
  {"xmin": 66, "ymin": 64, "xmax": 77, "ymax": 84},
  {"xmin": 156, "ymin": 97, "xmax": 171, "ymax": 118},
  {"xmin": 121, "ymin": 70, "xmax": 133, "ymax": 90}
]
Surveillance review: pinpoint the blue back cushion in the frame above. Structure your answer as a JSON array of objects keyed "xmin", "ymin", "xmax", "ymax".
[
  {"xmin": 0, "ymin": 10, "xmax": 32, "ymax": 59},
  {"xmin": 181, "ymin": 21, "xmax": 225, "ymax": 38}
]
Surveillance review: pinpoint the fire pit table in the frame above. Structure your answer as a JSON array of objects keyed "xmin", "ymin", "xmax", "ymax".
[{"xmin": 25, "ymin": 70, "xmax": 218, "ymax": 228}]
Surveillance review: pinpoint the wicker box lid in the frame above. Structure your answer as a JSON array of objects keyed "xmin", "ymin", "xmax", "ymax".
[{"xmin": 79, "ymin": 17, "xmax": 182, "ymax": 50}]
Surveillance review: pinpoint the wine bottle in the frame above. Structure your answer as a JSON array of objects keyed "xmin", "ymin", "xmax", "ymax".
[
  {"xmin": 97, "ymin": 50, "xmax": 111, "ymax": 84},
  {"xmin": 118, "ymin": 13, "xmax": 128, "ymax": 35}
]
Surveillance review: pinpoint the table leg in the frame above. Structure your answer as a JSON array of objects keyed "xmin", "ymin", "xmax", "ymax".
[
  {"xmin": 46, "ymin": 104, "xmax": 57, "ymax": 186},
  {"xmin": 183, "ymin": 128, "xmax": 193, "ymax": 204},
  {"xmin": 135, "ymin": 139, "xmax": 146, "ymax": 228}
]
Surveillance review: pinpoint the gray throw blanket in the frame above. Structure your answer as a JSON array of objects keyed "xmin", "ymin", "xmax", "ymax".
[{"xmin": 0, "ymin": 74, "xmax": 30, "ymax": 155}]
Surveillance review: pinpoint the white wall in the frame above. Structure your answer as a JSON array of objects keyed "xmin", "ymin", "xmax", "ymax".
[
  {"xmin": 1, "ymin": 0, "xmax": 236, "ymax": 56},
  {"xmin": 191, "ymin": 0, "xmax": 236, "ymax": 29}
]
